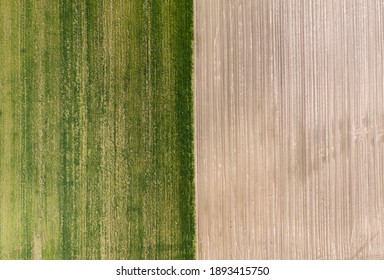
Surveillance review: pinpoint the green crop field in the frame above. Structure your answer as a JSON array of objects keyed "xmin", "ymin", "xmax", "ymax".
[{"xmin": 0, "ymin": 0, "xmax": 194, "ymax": 259}]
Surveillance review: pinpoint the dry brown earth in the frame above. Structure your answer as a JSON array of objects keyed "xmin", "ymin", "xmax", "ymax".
[{"xmin": 195, "ymin": 0, "xmax": 384, "ymax": 259}]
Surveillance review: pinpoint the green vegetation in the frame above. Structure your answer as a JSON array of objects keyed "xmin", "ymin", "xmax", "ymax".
[{"xmin": 0, "ymin": 0, "xmax": 194, "ymax": 259}]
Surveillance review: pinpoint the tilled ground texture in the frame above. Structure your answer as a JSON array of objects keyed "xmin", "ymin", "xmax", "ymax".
[
  {"xmin": 195, "ymin": 0, "xmax": 384, "ymax": 259},
  {"xmin": 0, "ymin": 0, "xmax": 194, "ymax": 259}
]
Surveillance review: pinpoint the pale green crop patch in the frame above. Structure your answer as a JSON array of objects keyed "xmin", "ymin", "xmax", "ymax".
[{"xmin": 0, "ymin": 0, "xmax": 194, "ymax": 260}]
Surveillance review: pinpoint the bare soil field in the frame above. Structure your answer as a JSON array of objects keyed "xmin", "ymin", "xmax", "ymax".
[{"xmin": 195, "ymin": 0, "xmax": 384, "ymax": 259}]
